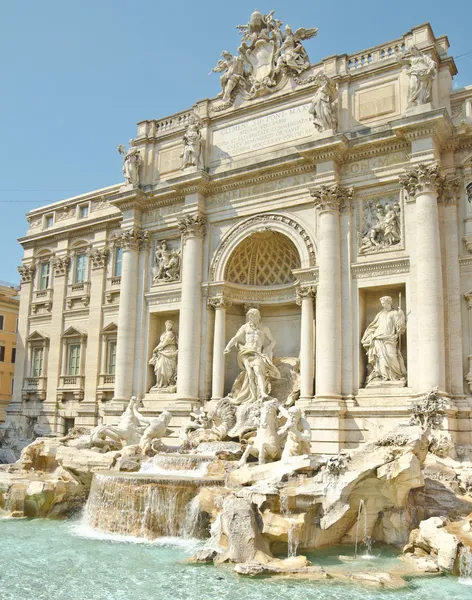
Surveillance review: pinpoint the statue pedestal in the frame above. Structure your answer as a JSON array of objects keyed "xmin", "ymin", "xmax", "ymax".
[
  {"xmin": 405, "ymin": 102, "xmax": 433, "ymax": 117},
  {"xmin": 314, "ymin": 128, "xmax": 336, "ymax": 139},
  {"xmin": 366, "ymin": 379, "xmax": 406, "ymax": 389}
]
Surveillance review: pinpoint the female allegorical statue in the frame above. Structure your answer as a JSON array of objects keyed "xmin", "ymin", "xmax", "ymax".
[
  {"xmin": 361, "ymin": 296, "xmax": 407, "ymax": 387},
  {"xmin": 149, "ymin": 320, "xmax": 178, "ymax": 392}
]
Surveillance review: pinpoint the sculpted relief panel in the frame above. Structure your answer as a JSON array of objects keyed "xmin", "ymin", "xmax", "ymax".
[
  {"xmin": 358, "ymin": 196, "xmax": 403, "ymax": 256},
  {"xmin": 151, "ymin": 239, "xmax": 181, "ymax": 284}
]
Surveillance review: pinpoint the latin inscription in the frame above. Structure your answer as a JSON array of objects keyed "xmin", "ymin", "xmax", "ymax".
[{"xmin": 211, "ymin": 104, "xmax": 312, "ymax": 162}]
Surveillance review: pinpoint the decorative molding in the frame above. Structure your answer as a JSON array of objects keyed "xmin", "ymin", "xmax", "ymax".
[
  {"xmin": 243, "ymin": 302, "xmax": 260, "ymax": 313},
  {"xmin": 399, "ymin": 163, "xmax": 444, "ymax": 199},
  {"xmin": 296, "ymin": 285, "xmax": 317, "ymax": 306},
  {"xmin": 210, "ymin": 213, "xmax": 316, "ymax": 282},
  {"xmin": 178, "ymin": 214, "xmax": 207, "ymax": 239},
  {"xmin": 56, "ymin": 206, "xmax": 75, "ymax": 222},
  {"xmin": 52, "ymin": 256, "xmax": 70, "ymax": 277},
  {"xmin": 18, "ymin": 264, "xmax": 36, "ymax": 284},
  {"xmin": 146, "ymin": 290, "xmax": 182, "ymax": 307},
  {"xmin": 310, "ymin": 184, "xmax": 353, "ymax": 213},
  {"xmin": 351, "ymin": 258, "xmax": 410, "ymax": 279},
  {"xmin": 439, "ymin": 177, "xmax": 461, "ymax": 206},
  {"xmin": 207, "ymin": 297, "xmax": 232, "ymax": 310},
  {"xmin": 88, "ymin": 247, "xmax": 109, "ymax": 269},
  {"xmin": 112, "ymin": 228, "xmax": 150, "ymax": 251}
]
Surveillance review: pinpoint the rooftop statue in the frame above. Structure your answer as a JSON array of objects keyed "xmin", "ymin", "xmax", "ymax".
[
  {"xmin": 396, "ymin": 45, "xmax": 436, "ymax": 107},
  {"xmin": 117, "ymin": 140, "xmax": 142, "ymax": 188},
  {"xmin": 211, "ymin": 10, "xmax": 318, "ymax": 106},
  {"xmin": 181, "ymin": 112, "xmax": 204, "ymax": 170}
]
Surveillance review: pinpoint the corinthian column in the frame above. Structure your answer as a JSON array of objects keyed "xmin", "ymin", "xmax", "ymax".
[
  {"xmin": 400, "ymin": 163, "xmax": 445, "ymax": 392},
  {"xmin": 310, "ymin": 184, "xmax": 351, "ymax": 403},
  {"xmin": 176, "ymin": 214, "xmax": 206, "ymax": 400},
  {"xmin": 296, "ymin": 285, "xmax": 316, "ymax": 401},
  {"xmin": 112, "ymin": 228, "xmax": 149, "ymax": 408},
  {"xmin": 208, "ymin": 297, "xmax": 231, "ymax": 400}
]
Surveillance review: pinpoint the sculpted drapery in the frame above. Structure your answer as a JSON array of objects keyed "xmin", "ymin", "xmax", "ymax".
[
  {"xmin": 361, "ymin": 296, "xmax": 407, "ymax": 386},
  {"xmin": 149, "ymin": 320, "xmax": 178, "ymax": 391}
]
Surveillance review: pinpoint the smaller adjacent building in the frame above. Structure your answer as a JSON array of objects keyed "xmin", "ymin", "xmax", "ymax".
[{"xmin": 0, "ymin": 284, "xmax": 19, "ymax": 421}]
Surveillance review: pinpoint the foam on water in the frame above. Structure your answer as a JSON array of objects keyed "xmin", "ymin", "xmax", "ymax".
[{"xmin": 138, "ymin": 461, "xmax": 209, "ymax": 478}]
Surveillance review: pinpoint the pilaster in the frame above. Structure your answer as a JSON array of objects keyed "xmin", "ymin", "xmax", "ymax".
[{"xmin": 208, "ymin": 296, "xmax": 231, "ymax": 401}]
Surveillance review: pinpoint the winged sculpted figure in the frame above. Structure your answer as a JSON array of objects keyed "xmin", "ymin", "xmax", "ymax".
[{"xmin": 211, "ymin": 10, "xmax": 318, "ymax": 104}]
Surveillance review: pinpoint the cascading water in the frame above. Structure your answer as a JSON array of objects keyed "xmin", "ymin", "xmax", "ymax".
[
  {"xmin": 354, "ymin": 499, "xmax": 373, "ymax": 559},
  {"xmin": 459, "ymin": 546, "xmax": 472, "ymax": 585},
  {"xmin": 83, "ymin": 472, "xmax": 223, "ymax": 540},
  {"xmin": 280, "ymin": 494, "xmax": 300, "ymax": 559}
]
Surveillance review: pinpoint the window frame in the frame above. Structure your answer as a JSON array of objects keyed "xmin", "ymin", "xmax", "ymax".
[
  {"xmin": 0, "ymin": 315, "xmax": 4, "ymax": 331},
  {"xmin": 113, "ymin": 246, "xmax": 123, "ymax": 278},
  {"xmin": 74, "ymin": 253, "xmax": 88, "ymax": 283},
  {"xmin": 38, "ymin": 261, "xmax": 51, "ymax": 290}
]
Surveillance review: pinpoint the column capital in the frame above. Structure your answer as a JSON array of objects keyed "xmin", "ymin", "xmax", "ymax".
[
  {"xmin": 208, "ymin": 296, "xmax": 232, "ymax": 310},
  {"xmin": 113, "ymin": 228, "xmax": 150, "ymax": 251},
  {"xmin": 178, "ymin": 213, "xmax": 206, "ymax": 239},
  {"xmin": 88, "ymin": 247, "xmax": 109, "ymax": 270},
  {"xmin": 296, "ymin": 285, "xmax": 317, "ymax": 306},
  {"xmin": 310, "ymin": 184, "xmax": 353, "ymax": 213},
  {"xmin": 439, "ymin": 176, "xmax": 461, "ymax": 206},
  {"xmin": 18, "ymin": 263, "xmax": 36, "ymax": 284},
  {"xmin": 399, "ymin": 162, "xmax": 444, "ymax": 200},
  {"xmin": 52, "ymin": 255, "xmax": 70, "ymax": 277},
  {"xmin": 464, "ymin": 291, "xmax": 472, "ymax": 309}
]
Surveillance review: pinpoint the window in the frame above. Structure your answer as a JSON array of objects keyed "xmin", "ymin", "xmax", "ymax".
[
  {"xmin": 11, "ymin": 347, "xmax": 16, "ymax": 363},
  {"xmin": 0, "ymin": 316, "xmax": 4, "ymax": 330},
  {"xmin": 10, "ymin": 377, "xmax": 14, "ymax": 395},
  {"xmin": 15, "ymin": 318, "xmax": 18, "ymax": 333},
  {"xmin": 0, "ymin": 346, "xmax": 4, "ymax": 362},
  {"xmin": 108, "ymin": 341, "xmax": 117, "ymax": 375},
  {"xmin": 38, "ymin": 262, "xmax": 50, "ymax": 290},
  {"xmin": 45, "ymin": 215, "xmax": 54, "ymax": 228},
  {"xmin": 64, "ymin": 418, "xmax": 75, "ymax": 434},
  {"xmin": 68, "ymin": 344, "xmax": 81, "ymax": 376},
  {"xmin": 79, "ymin": 205, "xmax": 89, "ymax": 219},
  {"xmin": 32, "ymin": 347, "xmax": 44, "ymax": 376},
  {"xmin": 75, "ymin": 254, "xmax": 87, "ymax": 283},
  {"xmin": 114, "ymin": 247, "xmax": 123, "ymax": 277}
]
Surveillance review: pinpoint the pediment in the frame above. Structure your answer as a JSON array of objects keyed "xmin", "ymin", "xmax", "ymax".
[
  {"xmin": 61, "ymin": 326, "xmax": 87, "ymax": 339},
  {"xmin": 101, "ymin": 322, "xmax": 117, "ymax": 334},
  {"xmin": 26, "ymin": 330, "xmax": 50, "ymax": 343}
]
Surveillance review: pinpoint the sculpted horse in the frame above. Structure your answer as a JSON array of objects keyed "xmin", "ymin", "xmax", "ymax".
[
  {"xmin": 139, "ymin": 410, "xmax": 172, "ymax": 454},
  {"xmin": 238, "ymin": 399, "xmax": 282, "ymax": 467},
  {"xmin": 89, "ymin": 396, "xmax": 143, "ymax": 449}
]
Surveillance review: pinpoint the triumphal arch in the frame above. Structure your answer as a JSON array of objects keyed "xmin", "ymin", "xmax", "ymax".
[{"xmin": 6, "ymin": 12, "xmax": 472, "ymax": 453}]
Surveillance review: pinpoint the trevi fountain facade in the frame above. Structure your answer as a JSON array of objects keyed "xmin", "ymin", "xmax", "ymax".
[{"xmin": 2, "ymin": 11, "xmax": 472, "ymax": 598}]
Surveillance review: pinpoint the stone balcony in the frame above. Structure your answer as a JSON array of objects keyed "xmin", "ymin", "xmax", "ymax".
[
  {"xmin": 104, "ymin": 276, "xmax": 121, "ymax": 304},
  {"xmin": 22, "ymin": 376, "xmax": 47, "ymax": 401},
  {"xmin": 57, "ymin": 375, "xmax": 85, "ymax": 402},
  {"xmin": 31, "ymin": 288, "xmax": 53, "ymax": 314},
  {"xmin": 97, "ymin": 373, "xmax": 115, "ymax": 402},
  {"xmin": 66, "ymin": 281, "xmax": 90, "ymax": 309}
]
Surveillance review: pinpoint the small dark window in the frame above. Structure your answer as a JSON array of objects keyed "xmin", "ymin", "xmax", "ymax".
[
  {"xmin": 64, "ymin": 418, "xmax": 75, "ymax": 435},
  {"xmin": 11, "ymin": 347, "xmax": 16, "ymax": 363},
  {"xmin": 0, "ymin": 316, "xmax": 4, "ymax": 330},
  {"xmin": 0, "ymin": 346, "xmax": 5, "ymax": 362}
]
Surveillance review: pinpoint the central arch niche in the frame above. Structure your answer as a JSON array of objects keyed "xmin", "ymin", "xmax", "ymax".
[
  {"xmin": 225, "ymin": 230, "xmax": 301, "ymax": 286},
  {"xmin": 221, "ymin": 229, "xmax": 303, "ymax": 395}
]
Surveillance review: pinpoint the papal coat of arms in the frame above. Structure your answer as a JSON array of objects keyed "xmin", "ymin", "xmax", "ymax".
[{"xmin": 211, "ymin": 10, "xmax": 318, "ymax": 108}]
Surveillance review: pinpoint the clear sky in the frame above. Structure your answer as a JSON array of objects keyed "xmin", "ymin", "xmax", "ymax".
[{"xmin": 1, "ymin": 0, "xmax": 471, "ymax": 284}]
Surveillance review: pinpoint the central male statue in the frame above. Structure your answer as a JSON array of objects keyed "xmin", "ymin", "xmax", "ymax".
[{"xmin": 224, "ymin": 308, "xmax": 280, "ymax": 403}]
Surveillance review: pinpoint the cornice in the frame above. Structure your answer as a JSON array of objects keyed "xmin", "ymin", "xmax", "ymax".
[
  {"xmin": 390, "ymin": 107, "xmax": 454, "ymax": 148},
  {"xmin": 18, "ymin": 214, "xmax": 122, "ymax": 248},
  {"xmin": 351, "ymin": 257, "xmax": 410, "ymax": 279}
]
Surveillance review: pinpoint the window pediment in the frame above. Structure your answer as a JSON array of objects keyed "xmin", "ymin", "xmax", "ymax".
[{"xmin": 62, "ymin": 326, "xmax": 87, "ymax": 340}]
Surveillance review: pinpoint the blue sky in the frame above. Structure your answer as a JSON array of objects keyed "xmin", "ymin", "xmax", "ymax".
[{"xmin": 1, "ymin": 0, "xmax": 471, "ymax": 284}]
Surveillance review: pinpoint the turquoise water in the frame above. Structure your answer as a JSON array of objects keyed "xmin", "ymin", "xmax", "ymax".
[{"xmin": 1, "ymin": 518, "xmax": 471, "ymax": 600}]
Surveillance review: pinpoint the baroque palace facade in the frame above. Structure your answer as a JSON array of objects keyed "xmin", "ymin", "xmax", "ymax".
[{"xmin": 6, "ymin": 15, "xmax": 472, "ymax": 453}]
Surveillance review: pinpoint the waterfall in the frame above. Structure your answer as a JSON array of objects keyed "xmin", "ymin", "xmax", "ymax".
[
  {"xmin": 459, "ymin": 546, "xmax": 472, "ymax": 585},
  {"xmin": 354, "ymin": 499, "xmax": 373, "ymax": 558},
  {"xmin": 280, "ymin": 494, "xmax": 300, "ymax": 559},
  {"xmin": 83, "ymin": 472, "xmax": 222, "ymax": 540}
]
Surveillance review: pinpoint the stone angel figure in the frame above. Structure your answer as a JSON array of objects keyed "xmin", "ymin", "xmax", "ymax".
[
  {"xmin": 117, "ymin": 141, "xmax": 142, "ymax": 188},
  {"xmin": 308, "ymin": 74, "xmax": 339, "ymax": 133},
  {"xmin": 396, "ymin": 46, "xmax": 436, "ymax": 107},
  {"xmin": 210, "ymin": 51, "xmax": 246, "ymax": 103},
  {"xmin": 274, "ymin": 25, "xmax": 318, "ymax": 75},
  {"xmin": 181, "ymin": 112, "xmax": 203, "ymax": 170}
]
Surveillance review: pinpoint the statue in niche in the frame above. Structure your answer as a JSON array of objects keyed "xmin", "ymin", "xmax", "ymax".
[
  {"xmin": 152, "ymin": 240, "xmax": 181, "ymax": 283},
  {"xmin": 308, "ymin": 74, "xmax": 339, "ymax": 133},
  {"xmin": 361, "ymin": 296, "xmax": 407, "ymax": 387},
  {"xmin": 181, "ymin": 112, "xmax": 203, "ymax": 170},
  {"xmin": 359, "ymin": 201, "xmax": 401, "ymax": 254},
  {"xmin": 396, "ymin": 46, "xmax": 436, "ymax": 107},
  {"xmin": 117, "ymin": 141, "xmax": 142, "ymax": 187},
  {"xmin": 277, "ymin": 405, "xmax": 312, "ymax": 460},
  {"xmin": 224, "ymin": 308, "xmax": 280, "ymax": 404},
  {"xmin": 149, "ymin": 320, "xmax": 178, "ymax": 392}
]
